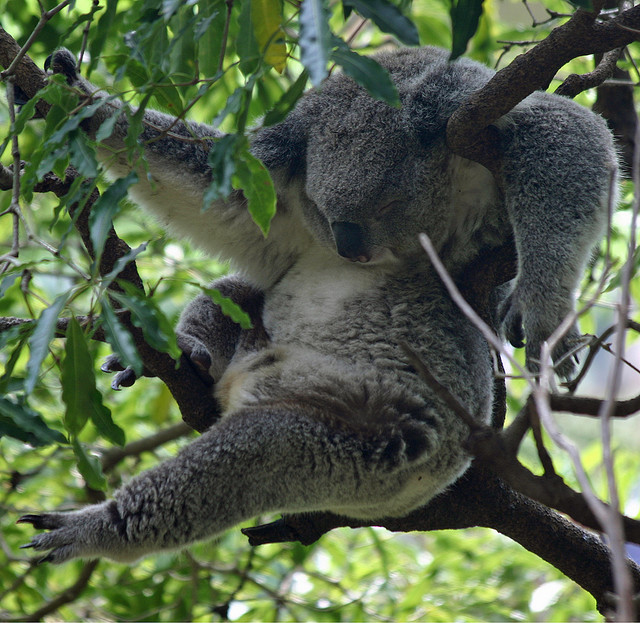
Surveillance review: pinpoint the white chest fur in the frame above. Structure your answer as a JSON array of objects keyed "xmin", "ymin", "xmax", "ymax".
[{"xmin": 263, "ymin": 247, "xmax": 383, "ymax": 340}]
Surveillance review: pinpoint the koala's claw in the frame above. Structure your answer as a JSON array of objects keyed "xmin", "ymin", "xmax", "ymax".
[
  {"xmin": 17, "ymin": 512, "xmax": 90, "ymax": 564},
  {"xmin": 101, "ymin": 354, "xmax": 157, "ymax": 390},
  {"xmin": 498, "ymin": 292, "xmax": 525, "ymax": 348},
  {"xmin": 176, "ymin": 333, "xmax": 215, "ymax": 385},
  {"xmin": 112, "ymin": 368, "xmax": 138, "ymax": 390},
  {"xmin": 100, "ymin": 353, "xmax": 126, "ymax": 374},
  {"xmin": 101, "ymin": 355, "xmax": 138, "ymax": 390},
  {"xmin": 178, "ymin": 336, "xmax": 213, "ymax": 373},
  {"xmin": 17, "ymin": 513, "xmax": 56, "ymax": 529},
  {"xmin": 44, "ymin": 48, "xmax": 79, "ymax": 82}
]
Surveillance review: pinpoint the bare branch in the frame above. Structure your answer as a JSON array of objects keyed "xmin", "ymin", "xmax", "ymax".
[
  {"xmin": 101, "ymin": 422, "xmax": 193, "ymax": 472},
  {"xmin": 6, "ymin": 560, "xmax": 99, "ymax": 623},
  {"xmin": 555, "ymin": 48, "xmax": 623, "ymax": 98}
]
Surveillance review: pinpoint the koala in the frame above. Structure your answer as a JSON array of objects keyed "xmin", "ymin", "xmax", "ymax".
[{"xmin": 18, "ymin": 46, "xmax": 615, "ymax": 564}]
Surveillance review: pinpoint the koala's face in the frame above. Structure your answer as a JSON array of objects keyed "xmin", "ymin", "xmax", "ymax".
[{"xmin": 296, "ymin": 85, "xmax": 453, "ymax": 265}]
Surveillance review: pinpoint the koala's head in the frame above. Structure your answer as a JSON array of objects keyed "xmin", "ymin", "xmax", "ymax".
[{"xmin": 252, "ymin": 47, "xmax": 494, "ymax": 265}]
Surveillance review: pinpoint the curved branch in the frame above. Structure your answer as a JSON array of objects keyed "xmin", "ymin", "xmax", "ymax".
[
  {"xmin": 446, "ymin": 6, "xmax": 640, "ymax": 169},
  {"xmin": 244, "ymin": 468, "xmax": 640, "ymax": 612},
  {"xmin": 555, "ymin": 47, "xmax": 623, "ymax": 98},
  {"xmin": 7, "ymin": 560, "xmax": 99, "ymax": 623}
]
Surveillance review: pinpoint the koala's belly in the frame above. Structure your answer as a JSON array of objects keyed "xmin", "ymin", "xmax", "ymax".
[{"xmin": 215, "ymin": 345, "xmax": 348, "ymax": 415}]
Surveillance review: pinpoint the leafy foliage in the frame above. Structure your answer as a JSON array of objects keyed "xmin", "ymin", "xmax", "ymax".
[{"xmin": 0, "ymin": 0, "xmax": 638, "ymax": 621}]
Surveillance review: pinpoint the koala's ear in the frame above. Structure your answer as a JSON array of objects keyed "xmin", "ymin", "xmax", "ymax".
[
  {"xmin": 250, "ymin": 112, "xmax": 308, "ymax": 180},
  {"xmin": 402, "ymin": 89, "xmax": 448, "ymax": 145}
]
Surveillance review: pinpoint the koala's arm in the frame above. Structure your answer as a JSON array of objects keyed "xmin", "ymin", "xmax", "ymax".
[
  {"xmin": 103, "ymin": 275, "xmax": 266, "ymax": 388},
  {"xmin": 47, "ymin": 50, "xmax": 306, "ymax": 288},
  {"xmin": 498, "ymin": 93, "xmax": 616, "ymax": 377},
  {"xmin": 18, "ymin": 405, "xmax": 432, "ymax": 563}
]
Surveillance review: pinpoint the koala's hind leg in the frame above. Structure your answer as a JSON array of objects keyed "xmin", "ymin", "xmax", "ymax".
[
  {"xmin": 176, "ymin": 275, "xmax": 267, "ymax": 382},
  {"xmin": 19, "ymin": 404, "xmax": 444, "ymax": 564}
]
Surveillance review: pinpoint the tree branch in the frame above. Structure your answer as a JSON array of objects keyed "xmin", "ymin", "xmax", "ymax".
[
  {"xmin": 0, "ymin": 32, "xmax": 219, "ymax": 432},
  {"xmin": 446, "ymin": 5, "xmax": 640, "ymax": 171},
  {"xmin": 243, "ymin": 468, "xmax": 640, "ymax": 612}
]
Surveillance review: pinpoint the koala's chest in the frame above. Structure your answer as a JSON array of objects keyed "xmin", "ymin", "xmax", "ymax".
[{"xmin": 262, "ymin": 251, "xmax": 383, "ymax": 340}]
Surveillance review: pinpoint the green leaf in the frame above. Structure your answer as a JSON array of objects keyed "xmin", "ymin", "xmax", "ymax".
[
  {"xmin": 25, "ymin": 294, "xmax": 69, "ymax": 395},
  {"xmin": 450, "ymin": 0, "xmax": 485, "ymax": 60},
  {"xmin": 205, "ymin": 134, "xmax": 241, "ymax": 204},
  {"xmin": 88, "ymin": 0, "xmax": 118, "ymax": 75},
  {"xmin": 151, "ymin": 77, "xmax": 184, "ymax": 115},
  {"xmin": 0, "ymin": 273, "xmax": 19, "ymax": 299},
  {"xmin": 0, "ymin": 332, "xmax": 29, "ymax": 394},
  {"xmin": 199, "ymin": 286, "xmax": 253, "ymax": 329},
  {"xmin": 330, "ymin": 39, "xmax": 400, "ymax": 106},
  {"xmin": 110, "ymin": 283, "xmax": 181, "ymax": 360},
  {"xmin": 89, "ymin": 172, "xmax": 138, "ymax": 265},
  {"xmin": 95, "ymin": 109, "xmax": 121, "ymax": 142},
  {"xmin": 68, "ymin": 132, "xmax": 99, "ymax": 178},
  {"xmin": 0, "ymin": 397, "xmax": 66, "ymax": 446},
  {"xmin": 237, "ymin": 0, "xmax": 260, "ymax": 76},
  {"xmin": 232, "ymin": 147, "xmax": 277, "ymax": 236},
  {"xmin": 61, "ymin": 318, "xmax": 92, "ymax": 436},
  {"xmin": 299, "ymin": 0, "xmax": 332, "ymax": 86},
  {"xmin": 62, "ymin": 318, "xmax": 125, "ymax": 445},
  {"xmin": 343, "ymin": 0, "xmax": 419, "ymax": 45},
  {"xmin": 197, "ymin": 0, "xmax": 224, "ymax": 77},
  {"xmin": 263, "ymin": 70, "xmax": 309, "ymax": 126},
  {"xmin": 213, "ymin": 85, "xmax": 251, "ymax": 128},
  {"xmin": 72, "ymin": 437, "xmax": 107, "ymax": 490},
  {"xmin": 102, "ymin": 241, "xmax": 148, "ymax": 286},
  {"xmin": 101, "ymin": 299, "xmax": 143, "ymax": 376},
  {"xmin": 12, "ymin": 94, "xmax": 39, "ymax": 135}
]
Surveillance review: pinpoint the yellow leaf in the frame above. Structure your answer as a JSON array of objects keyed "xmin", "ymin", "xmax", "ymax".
[{"xmin": 251, "ymin": 0, "xmax": 287, "ymax": 73}]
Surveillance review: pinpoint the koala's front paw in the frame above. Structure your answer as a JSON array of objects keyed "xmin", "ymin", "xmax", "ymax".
[
  {"xmin": 177, "ymin": 332, "xmax": 213, "ymax": 378},
  {"xmin": 101, "ymin": 354, "xmax": 148, "ymax": 390}
]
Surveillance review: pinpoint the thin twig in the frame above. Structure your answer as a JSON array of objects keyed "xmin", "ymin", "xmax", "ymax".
[
  {"xmin": 217, "ymin": 0, "xmax": 234, "ymax": 76},
  {"xmin": 418, "ymin": 233, "xmax": 531, "ymax": 382}
]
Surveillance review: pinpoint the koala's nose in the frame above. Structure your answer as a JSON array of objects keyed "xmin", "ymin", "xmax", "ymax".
[{"xmin": 331, "ymin": 221, "xmax": 370, "ymax": 263}]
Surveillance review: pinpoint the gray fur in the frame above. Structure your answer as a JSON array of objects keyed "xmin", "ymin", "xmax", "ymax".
[{"xmin": 19, "ymin": 46, "xmax": 615, "ymax": 563}]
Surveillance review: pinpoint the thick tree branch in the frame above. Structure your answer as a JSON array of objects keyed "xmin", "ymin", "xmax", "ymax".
[
  {"xmin": 0, "ymin": 33, "xmax": 218, "ymax": 432},
  {"xmin": 243, "ymin": 468, "xmax": 640, "ymax": 612},
  {"xmin": 446, "ymin": 5, "xmax": 640, "ymax": 171},
  {"xmin": 0, "ymin": 27, "xmax": 50, "ymax": 118}
]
